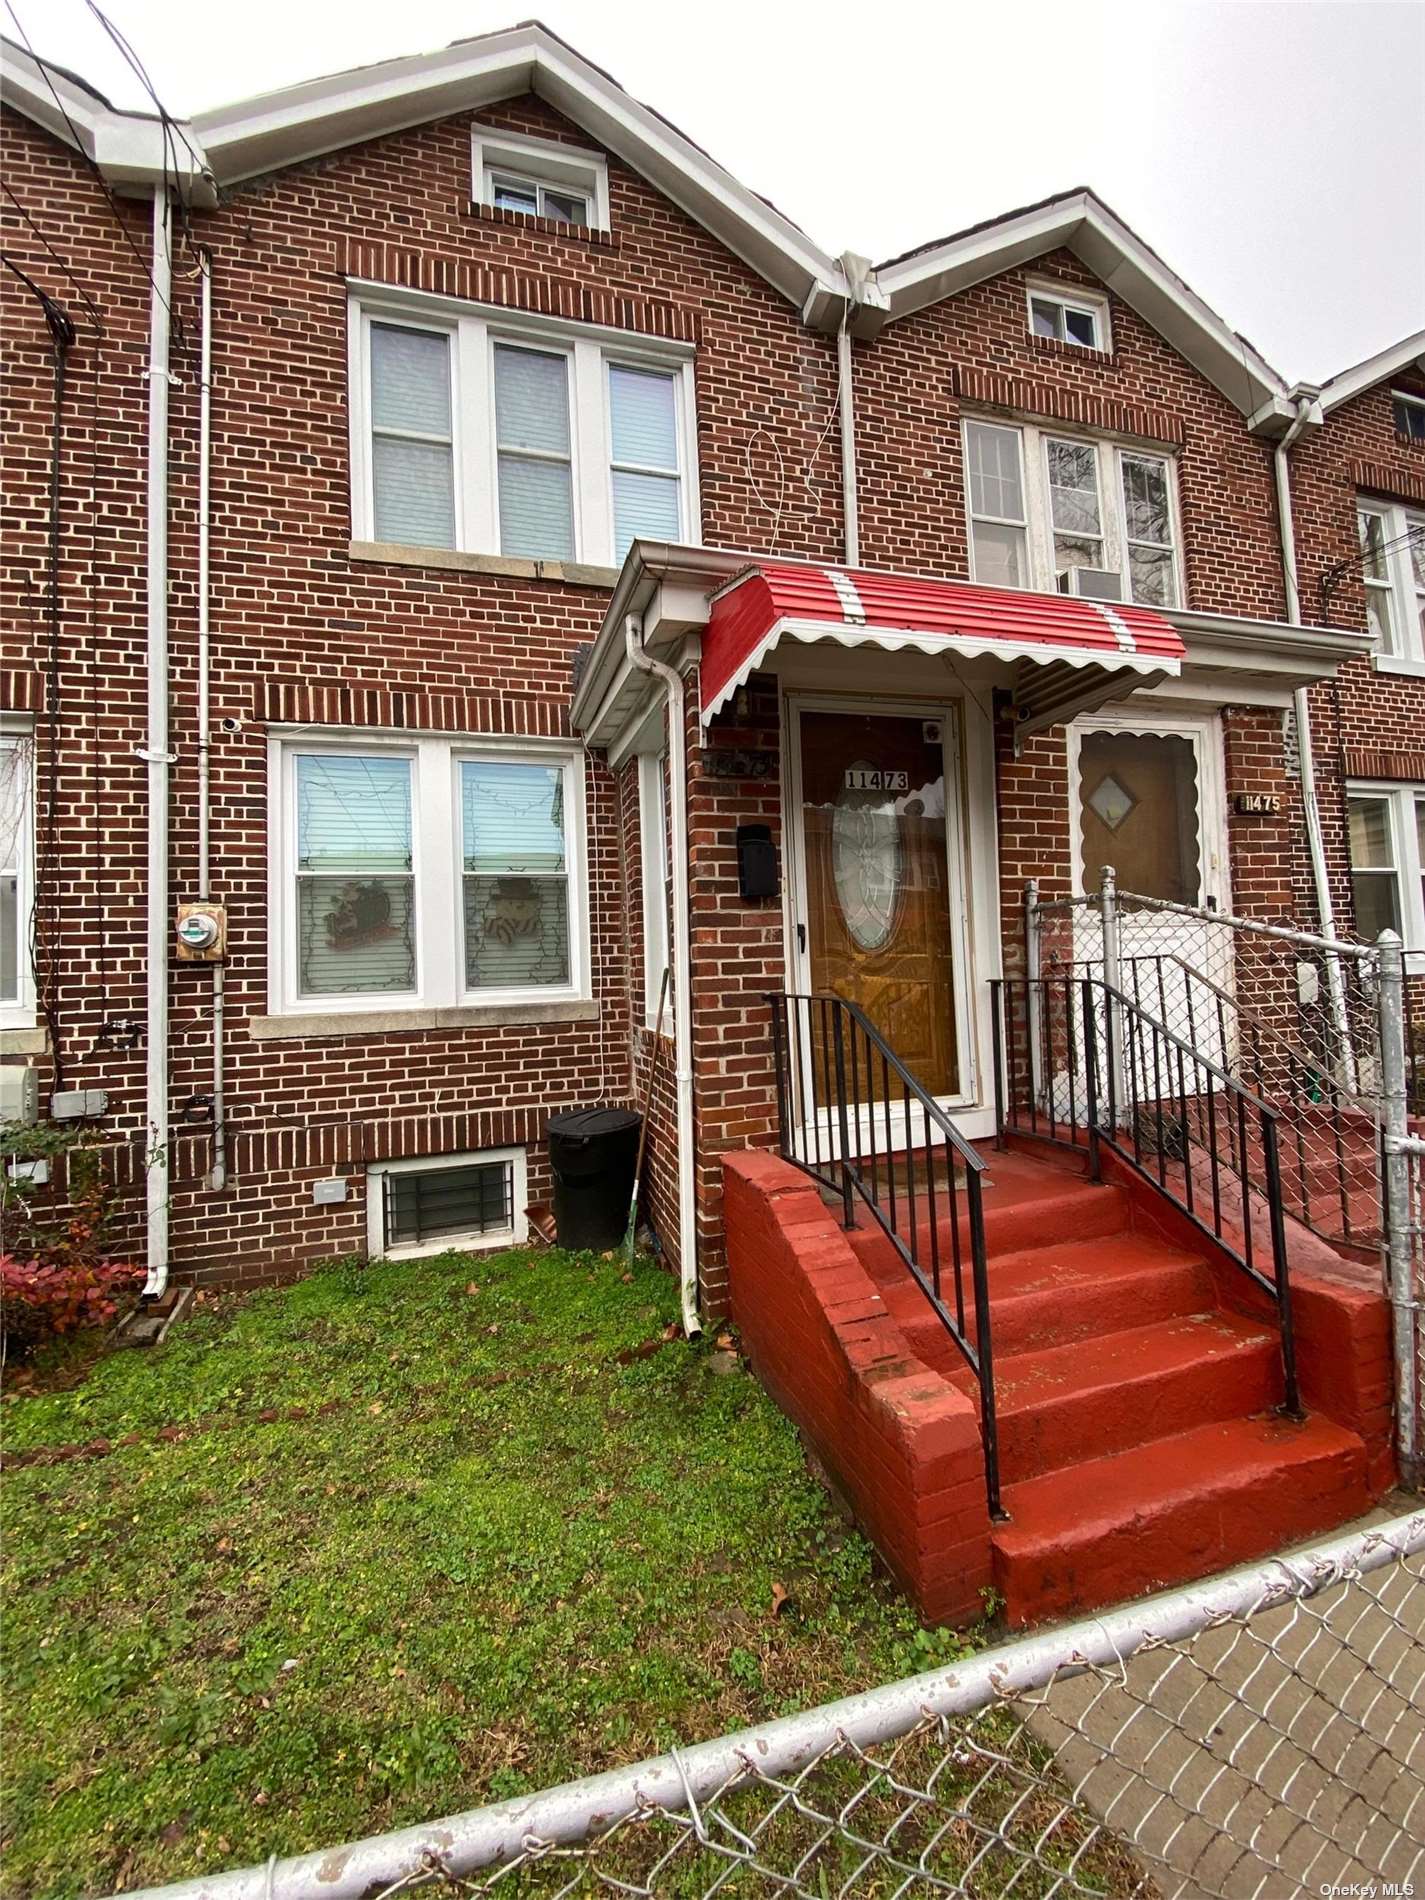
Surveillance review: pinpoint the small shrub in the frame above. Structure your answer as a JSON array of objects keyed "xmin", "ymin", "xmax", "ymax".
[{"xmin": 0, "ymin": 1254, "xmax": 142, "ymax": 1354}]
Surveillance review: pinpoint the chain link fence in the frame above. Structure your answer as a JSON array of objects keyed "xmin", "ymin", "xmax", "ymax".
[
  {"xmin": 130, "ymin": 1511, "xmax": 1424, "ymax": 1900},
  {"xmin": 1029, "ymin": 881, "xmax": 1394, "ymax": 1250}
]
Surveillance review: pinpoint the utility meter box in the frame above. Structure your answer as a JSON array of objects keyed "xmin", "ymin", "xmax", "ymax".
[
  {"xmin": 176, "ymin": 902, "xmax": 227, "ymax": 961},
  {"xmin": 1, "ymin": 1065, "xmax": 39, "ymax": 1127}
]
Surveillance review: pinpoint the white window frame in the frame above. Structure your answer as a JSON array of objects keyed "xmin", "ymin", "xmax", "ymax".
[
  {"xmin": 349, "ymin": 286, "xmax": 698, "ymax": 565},
  {"xmin": 0, "ymin": 725, "xmax": 35, "ymax": 1029},
  {"xmin": 1391, "ymin": 390, "xmax": 1425, "ymax": 442},
  {"xmin": 962, "ymin": 417, "xmax": 1183, "ymax": 607},
  {"xmin": 267, "ymin": 729, "xmax": 589, "ymax": 1018},
  {"xmin": 472, "ymin": 126, "xmax": 610, "ymax": 231},
  {"xmin": 1025, "ymin": 280, "xmax": 1111, "ymax": 353},
  {"xmin": 1357, "ymin": 497, "xmax": 1425, "ymax": 675},
  {"xmin": 366, "ymin": 1147, "xmax": 528, "ymax": 1259},
  {"xmin": 638, "ymin": 750, "xmax": 670, "ymax": 1028},
  {"xmin": 1346, "ymin": 782, "xmax": 1425, "ymax": 967}
]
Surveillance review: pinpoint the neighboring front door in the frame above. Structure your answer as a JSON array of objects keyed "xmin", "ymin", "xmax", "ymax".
[
  {"xmin": 790, "ymin": 702, "xmax": 968, "ymax": 1106},
  {"xmin": 1071, "ymin": 710, "xmax": 1231, "ymax": 1088}
]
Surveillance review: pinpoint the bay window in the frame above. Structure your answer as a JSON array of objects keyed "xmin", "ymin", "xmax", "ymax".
[
  {"xmin": 271, "ymin": 733, "xmax": 587, "ymax": 1018},
  {"xmin": 350, "ymin": 291, "xmax": 698, "ymax": 568},
  {"xmin": 963, "ymin": 416, "xmax": 1182, "ymax": 607}
]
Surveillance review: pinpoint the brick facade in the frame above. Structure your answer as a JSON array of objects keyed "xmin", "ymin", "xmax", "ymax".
[{"xmin": 1, "ymin": 55, "xmax": 1413, "ymax": 1311}]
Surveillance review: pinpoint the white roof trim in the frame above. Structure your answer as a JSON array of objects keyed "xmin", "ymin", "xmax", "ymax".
[
  {"xmin": 190, "ymin": 23, "xmax": 845, "ymax": 322},
  {"xmin": 1305, "ymin": 329, "xmax": 1425, "ymax": 415},
  {"xmin": 875, "ymin": 191, "xmax": 1290, "ymax": 427},
  {"xmin": 0, "ymin": 38, "xmax": 209, "ymax": 194}
]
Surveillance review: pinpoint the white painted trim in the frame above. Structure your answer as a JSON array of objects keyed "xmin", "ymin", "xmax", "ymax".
[
  {"xmin": 472, "ymin": 124, "xmax": 610, "ymax": 230},
  {"xmin": 0, "ymin": 725, "xmax": 36, "ymax": 1030},
  {"xmin": 780, "ymin": 689, "xmax": 984, "ymax": 1133},
  {"xmin": 1356, "ymin": 498, "xmax": 1425, "ymax": 668},
  {"xmin": 347, "ymin": 286, "xmax": 698, "ymax": 566},
  {"xmin": 366, "ymin": 1146, "xmax": 528, "ymax": 1259},
  {"xmin": 1024, "ymin": 277, "xmax": 1111, "ymax": 355},
  {"xmin": 1345, "ymin": 781, "xmax": 1425, "ymax": 967},
  {"xmin": 1308, "ymin": 330, "xmax": 1425, "ymax": 415},
  {"xmin": 266, "ymin": 729, "xmax": 589, "ymax": 1020}
]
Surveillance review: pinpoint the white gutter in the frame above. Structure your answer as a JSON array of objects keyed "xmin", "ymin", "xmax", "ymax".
[
  {"xmin": 624, "ymin": 615, "xmax": 700, "ymax": 1336},
  {"xmin": 1274, "ymin": 392, "xmax": 1354, "ymax": 1086},
  {"xmin": 142, "ymin": 185, "xmax": 173, "ymax": 1299},
  {"xmin": 195, "ymin": 252, "xmax": 226, "ymax": 1193}
]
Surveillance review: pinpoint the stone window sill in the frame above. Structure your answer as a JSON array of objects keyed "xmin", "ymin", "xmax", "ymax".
[
  {"xmin": 0, "ymin": 1026, "xmax": 47, "ymax": 1055},
  {"xmin": 348, "ymin": 540, "xmax": 619, "ymax": 589},
  {"xmin": 249, "ymin": 1000, "xmax": 600, "ymax": 1041},
  {"xmin": 1372, "ymin": 653, "xmax": 1425, "ymax": 680}
]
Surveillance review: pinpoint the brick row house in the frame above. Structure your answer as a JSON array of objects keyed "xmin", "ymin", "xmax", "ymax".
[{"xmin": 1, "ymin": 25, "xmax": 1418, "ymax": 1620}]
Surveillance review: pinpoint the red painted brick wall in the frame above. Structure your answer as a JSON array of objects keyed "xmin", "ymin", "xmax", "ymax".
[{"xmin": 724, "ymin": 1149, "xmax": 992, "ymax": 1626}]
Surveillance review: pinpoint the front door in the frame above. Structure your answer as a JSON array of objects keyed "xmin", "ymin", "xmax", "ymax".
[{"xmin": 790, "ymin": 702, "xmax": 969, "ymax": 1107}]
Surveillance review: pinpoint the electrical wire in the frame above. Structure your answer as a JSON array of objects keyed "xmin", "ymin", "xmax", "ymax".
[{"xmin": 0, "ymin": 180, "xmax": 104, "ymax": 334}]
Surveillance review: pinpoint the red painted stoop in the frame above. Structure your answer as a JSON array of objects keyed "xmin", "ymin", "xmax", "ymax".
[{"xmin": 724, "ymin": 1144, "xmax": 1391, "ymax": 1631}]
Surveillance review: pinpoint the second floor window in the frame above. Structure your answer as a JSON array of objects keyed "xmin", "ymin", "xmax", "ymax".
[
  {"xmin": 964, "ymin": 418, "xmax": 1181, "ymax": 607},
  {"xmin": 352, "ymin": 296, "xmax": 698, "ymax": 568},
  {"xmin": 1392, "ymin": 391, "xmax": 1425, "ymax": 442},
  {"xmin": 1358, "ymin": 499, "xmax": 1425, "ymax": 668}
]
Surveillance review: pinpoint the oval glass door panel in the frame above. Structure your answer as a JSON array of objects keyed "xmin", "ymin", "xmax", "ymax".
[
  {"xmin": 832, "ymin": 761, "xmax": 903, "ymax": 950},
  {"xmin": 798, "ymin": 709, "xmax": 958, "ymax": 1100}
]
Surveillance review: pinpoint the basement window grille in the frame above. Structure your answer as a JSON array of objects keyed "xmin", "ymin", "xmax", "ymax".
[{"xmin": 369, "ymin": 1149, "xmax": 526, "ymax": 1258}]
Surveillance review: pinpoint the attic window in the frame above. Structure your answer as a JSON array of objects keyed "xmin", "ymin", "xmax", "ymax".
[
  {"xmin": 1393, "ymin": 391, "xmax": 1425, "ymax": 442},
  {"xmin": 472, "ymin": 126, "xmax": 609, "ymax": 231},
  {"xmin": 1027, "ymin": 285, "xmax": 1109, "ymax": 352}
]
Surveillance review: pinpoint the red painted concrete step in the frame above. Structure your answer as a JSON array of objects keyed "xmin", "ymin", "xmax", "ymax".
[{"xmin": 991, "ymin": 1412, "xmax": 1370, "ymax": 1625}]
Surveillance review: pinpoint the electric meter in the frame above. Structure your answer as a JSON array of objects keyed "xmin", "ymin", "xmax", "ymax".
[{"xmin": 176, "ymin": 902, "xmax": 227, "ymax": 961}]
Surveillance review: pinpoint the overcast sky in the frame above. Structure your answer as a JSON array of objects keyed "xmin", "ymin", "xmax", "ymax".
[{"xmin": 12, "ymin": 0, "xmax": 1423, "ymax": 384}]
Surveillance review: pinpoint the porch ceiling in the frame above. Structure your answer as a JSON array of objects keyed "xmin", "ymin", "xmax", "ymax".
[{"xmin": 701, "ymin": 564, "xmax": 1184, "ymax": 738}]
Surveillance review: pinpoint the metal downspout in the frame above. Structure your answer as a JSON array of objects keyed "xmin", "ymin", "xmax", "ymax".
[
  {"xmin": 624, "ymin": 617, "xmax": 700, "ymax": 1336},
  {"xmin": 1274, "ymin": 394, "xmax": 1354, "ymax": 1087},
  {"xmin": 142, "ymin": 185, "xmax": 173, "ymax": 1299},
  {"xmin": 194, "ymin": 252, "xmax": 226, "ymax": 1192}
]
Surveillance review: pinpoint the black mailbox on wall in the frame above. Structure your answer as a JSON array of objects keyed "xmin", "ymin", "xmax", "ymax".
[{"xmin": 736, "ymin": 824, "xmax": 778, "ymax": 902}]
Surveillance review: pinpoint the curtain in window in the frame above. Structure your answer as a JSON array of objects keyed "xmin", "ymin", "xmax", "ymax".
[
  {"xmin": 461, "ymin": 760, "xmax": 570, "ymax": 989},
  {"xmin": 494, "ymin": 346, "xmax": 574, "ymax": 559},
  {"xmin": 370, "ymin": 325, "xmax": 455, "ymax": 549},
  {"xmin": 295, "ymin": 754, "xmax": 416, "ymax": 996}
]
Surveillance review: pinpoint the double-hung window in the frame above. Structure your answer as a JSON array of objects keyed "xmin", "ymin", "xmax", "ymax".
[
  {"xmin": 472, "ymin": 127, "xmax": 609, "ymax": 231},
  {"xmin": 1347, "ymin": 786, "xmax": 1425, "ymax": 957},
  {"xmin": 963, "ymin": 417, "xmax": 1182, "ymax": 607},
  {"xmin": 1, "ymin": 730, "xmax": 34, "ymax": 1028},
  {"xmin": 1027, "ymin": 285, "xmax": 1109, "ymax": 352},
  {"xmin": 488, "ymin": 174, "xmax": 588, "ymax": 225},
  {"xmin": 352, "ymin": 294, "xmax": 697, "ymax": 567},
  {"xmin": 1357, "ymin": 499, "xmax": 1425, "ymax": 670},
  {"xmin": 272, "ymin": 734, "xmax": 587, "ymax": 1017}
]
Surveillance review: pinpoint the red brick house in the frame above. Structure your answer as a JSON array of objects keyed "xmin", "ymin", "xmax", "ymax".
[{"xmin": 1, "ymin": 25, "xmax": 1412, "ymax": 1620}]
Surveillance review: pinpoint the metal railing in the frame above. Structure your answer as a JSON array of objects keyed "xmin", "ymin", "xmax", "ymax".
[
  {"xmin": 992, "ymin": 971, "xmax": 1301, "ymax": 1418},
  {"xmin": 120, "ymin": 1510, "xmax": 1425, "ymax": 1900},
  {"xmin": 766, "ymin": 991, "xmax": 1002, "ymax": 1518}
]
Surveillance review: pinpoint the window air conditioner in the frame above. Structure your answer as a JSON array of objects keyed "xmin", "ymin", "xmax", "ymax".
[{"xmin": 1057, "ymin": 566, "xmax": 1124, "ymax": 602}]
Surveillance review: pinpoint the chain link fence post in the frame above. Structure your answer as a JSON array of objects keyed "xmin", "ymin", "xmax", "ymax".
[
  {"xmin": 1100, "ymin": 862, "xmax": 1125, "ymax": 1127},
  {"xmin": 1379, "ymin": 928, "xmax": 1420, "ymax": 1489}
]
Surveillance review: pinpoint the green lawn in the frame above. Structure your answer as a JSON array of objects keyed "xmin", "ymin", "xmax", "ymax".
[{"xmin": 1, "ymin": 1247, "xmax": 974, "ymax": 1899}]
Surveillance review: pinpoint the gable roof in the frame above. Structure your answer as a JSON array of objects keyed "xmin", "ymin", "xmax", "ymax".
[
  {"xmin": 875, "ymin": 188, "xmax": 1293, "ymax": 431},
  {"xmin": 1302, "ymin": 328, "xmax": 1425, "ymax": 415}
]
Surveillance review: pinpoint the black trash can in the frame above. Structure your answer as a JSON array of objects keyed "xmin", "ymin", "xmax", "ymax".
[{"xmin": 547, "ymin": 1106, "xmax": 642, "ymax": 1251}]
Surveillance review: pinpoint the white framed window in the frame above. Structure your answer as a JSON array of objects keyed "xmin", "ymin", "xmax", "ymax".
[
  {"xmin": 1347, "ymin": 785, "xmax": 1425, "ymax": 958},
  {"xmin": 1392, "ymin": 391, "xmax": 1425, "ymax": 442},
  {"xmin": 367, "ymin": 1148, "xmax": 528, "ymax": 1259},
  {"xmin": 963, "ymin": 417, "xmax": 1182, "ymax": 607},
  {"xmin": 638, "ymin": 750, "xmax": 670, "ymax": 1027},
  {"xmin": 472, "ymin": 126, "xmax": 610, "ymax": 231},
  {"xmin": 350, "ymin": 289, "xmax": 698, "ymax": 566},
  {"xmin": 1357, "ymin": 498, "xmax": 1425, "ymax": 671},
  {"xmin": 268, "ymin": 730, "xmax": 588, "ymax": 1017},
  {"xmin": 1026, "ymin": 283, "xmax": 1110, "ymax": 352},
  {"xmin": 1, "ymin": 728, "xmax": 35, "ymax": 1028}
]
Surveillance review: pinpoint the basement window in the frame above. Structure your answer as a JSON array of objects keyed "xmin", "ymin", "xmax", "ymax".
[
  {"xmin": 472, "ymin": 126, "xmax": 610, "ymax": 231},
  {"xmin": 367, "ymin": 1149, "xmax": 527, "ymax": 1258}
]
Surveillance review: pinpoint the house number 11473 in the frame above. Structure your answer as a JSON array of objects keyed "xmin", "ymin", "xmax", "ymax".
[{"xmin": 844, "ymin": 768, "xmax": 909, "ymax": 793}]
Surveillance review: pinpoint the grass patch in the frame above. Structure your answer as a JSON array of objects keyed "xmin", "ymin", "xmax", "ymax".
[{"xmin": 2, "ymin": 1247, "xmax": 978, "ymax": 1899}]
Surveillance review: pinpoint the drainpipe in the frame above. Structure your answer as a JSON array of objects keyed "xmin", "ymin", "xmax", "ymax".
[
  {"xmin": 194, "ymin": 251, "xmax": 226, "ymax": 1192},
  {"xmin": 142, "ymin": 185, "xmax": 174, "ymax": 1299},
  {"xmin": 1273, "ymin": 394, "xmax": 1354, "ymax": 1086},
  {"xmin": 624, "ymin": 615, "xmax": 700, "ymax": 1337},
  {"xmin": 835, "ymin": 253, "xmax": 866, "ymax": 568}
]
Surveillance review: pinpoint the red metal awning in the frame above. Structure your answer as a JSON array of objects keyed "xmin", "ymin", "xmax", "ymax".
[{"xmin": 700, "ymin": 563, "xmax": 1185, "ymax": 735}]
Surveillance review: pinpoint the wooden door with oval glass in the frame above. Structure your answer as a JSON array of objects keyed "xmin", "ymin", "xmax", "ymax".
[
  {"xmin": 790, "ymin": 704, "xmax": 969, "ymax": 1113},
  {"xmin": 1069, "ymin": 712, "xmax": 1232, "ymax": 1107}
]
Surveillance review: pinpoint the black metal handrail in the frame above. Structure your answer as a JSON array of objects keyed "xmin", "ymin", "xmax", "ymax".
[
  {"xmin": 991, "ymin": 973, "xmax": 1302, "ymax": 1419},
  {"xmin": 766, "ymin": 991, "xmax": 1004, "ymax": 1519}
]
